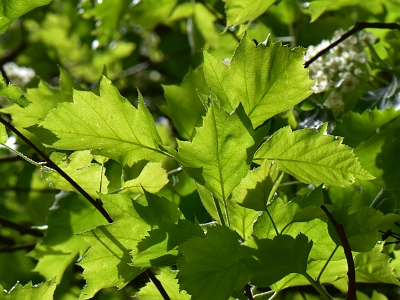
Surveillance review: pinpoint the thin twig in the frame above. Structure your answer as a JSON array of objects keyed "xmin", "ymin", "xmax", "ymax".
[
  {"xmin": 0, "ymin": 241, "xmax": 37, "ymax": 252},
  {"xmin": 0, "ymin": 215, "xmax": 44, "ymax": 237},
  {"xmin": 320, "ymin": 205, "xmax": 356, "ymax": 300},
  {"xmin": 0, "ymin": 115, "xmax": 113, "ymax": 223},
  {"xmin": 305, "ymin": 22, "xmax": 400, "ymax": 68},
  {"xmin": 145, "ymin": 269, "xmax": 171, "ymax": 300}
]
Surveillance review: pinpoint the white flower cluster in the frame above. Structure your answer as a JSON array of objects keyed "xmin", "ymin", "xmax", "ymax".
[
  {"xmin": 3, "ymin": 62, "xmax": 36, "ymax": 88},
  {"xmin": 305, "ymin": 29, "xmax": 375, "ymax": 94}
]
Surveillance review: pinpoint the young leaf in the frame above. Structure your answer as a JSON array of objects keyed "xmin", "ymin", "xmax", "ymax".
[
  {"xmin": 223, "ymin": 0, "xmax": 276, "ymax": 28},
  {"xmin": 254, "ymin": 124, "xmax": 374, "ymax": 186},
  {"xmin": 0, "ymin": 278, "xmax": 57, "ymax": 300},
  {"xmin": 203, "ymin": 34, "xmax": 313, "ymax": 127},
  {"xmin": 175, "ymin": 103, "xmax": 256, "ymax": 201},
  {"xmin": 78, "ymin": 192, "xmax": 181, "ymax": 299},
  {"xmin": 177, "ymin": 225, "xmax": 252, "ymax": 300},
  {"xmin": 0, "ymin": 123, "xmax": 7, "ymax": 144},
  {"xmin": 41, "ymin": 151, "xmax": 109, "ymax": 198},
  {"xmin": 121, "ymin": 162, "xmax": 169, "ymax": 194},
  {"xmin": 240, "ymin": 234, "xmax": 313, "ymax": 287},
  {"xmin": 31, "ymin": 76, "xmax": 163, "ymax": 167},
  {"xmin": 133, "ymin": 267, "xmax": 191, "ymax": 300},
  {"xmin": 0, "ymin": 76, "xmax": 31, "ymax": 107},
  {"xmin": 28, "ymin": 193, "xmax": 107, "ymax": 283},
  {"xmin": 161, "ymin": 67, "xmax": 207, "ymax": 140}
]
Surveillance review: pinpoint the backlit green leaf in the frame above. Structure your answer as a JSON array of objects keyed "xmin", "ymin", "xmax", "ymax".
[
  {"xmin": 0, "ymin": 76, "xmax": 30, "ymax": 107},
  {"xmin": 0, "ymin": 0, "xmax": 52, "ymax": 34},
  {"xmin": 41, "ymin": 151, "xmax": 109, "ymax": 198},
  {"xmin": 254, "ymin": 123, "xmax": 374, "ymax": 186},
  {"xmin": 0, "ymin": 123, "xmax": 7, "ymax": 144},
  {"xmin": 175, "ymin": 103, "xmax": 256, "ymax": 201},
  {"xmin": 223, "ymin": 0, "xmax": 276, "ymax": 28},
  {"xmin": 0, "ymin": 278, "xmax": 56, "ymax": 300},
  {"xmin": 31, "ymin": 76, "xmax": 164, "ymax": 166},
  {"xmin": 177, "ymin": 225, "xmax": 252, "ymax": 300},
  {"xmin": 203, "ymin": 34, "xmax": 313, "ymax": 127}
]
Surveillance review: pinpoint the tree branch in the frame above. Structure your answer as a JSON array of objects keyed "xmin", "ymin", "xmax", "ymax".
[
  {"xmin": 305, "ymin": 22, "xmax": 400, "ymax": 68},
  {"xmin": 0, "ymin": 115, "xmax": 113, "ymax": 223},
  {"xmin": 244, "ymin": 283, "xmax": 254, "ymax": 300},
  {"xmin": 0, "ymin": 215, "xmax": 44, "ymax": 237},
  {"xmin": 145, "ymin": 269, "xmax": 171, "ymax": 300},
  {"xmin": 0, "ymin": 241, "xmax": 37, "ymax": 252},
  {"xmin": 321, "ymin": 205, "xmax": 356, "ymax": 300}
]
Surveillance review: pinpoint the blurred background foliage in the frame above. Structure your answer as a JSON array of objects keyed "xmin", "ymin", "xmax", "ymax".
[{"xmin": 2, "ymin": 0, "xmax": 400, "ymax": 299}]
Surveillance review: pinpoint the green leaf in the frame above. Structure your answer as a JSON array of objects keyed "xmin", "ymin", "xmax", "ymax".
[
  {"xmin": 354, "ymin": 245, "xmax": 400, "ymax": 285},
  {"xmin": 203, "ymin": 34, "xmax": 313, "ymax": 127},
  {"xmin": 28, "ymin": 193, "xmax": 107, "ymax": 283},
  {"xmin": 333, "ymin": 107, "xmax": 400, "ymax": 148},
  {"xmin": 0, "ymin": 0, "xmax": 52, "ymax": 34},
  {"xmin": 254, "ymin": 123, "xmax": 374, "ymax": 186},
  {"xmin": 31, "ymin": 76, "xmax": 163, "ymax": 166},
  {"xmin": 327, "ymin": 206, "xmax": 400, "ymax": 252},
  {"xmin": 133, "ymin": 267, "xmax": 191, "ymax": 300},
  {"xmin": 0, "ymin": 76, "xmax": 30, "ymax": 107},
  {"xmin": 227, "ymin": 199, "xmax": 260, "ymax": 240},
  {"xmin": 240, "ymin": 234, "xmax": 312, "ymax": 286},
  {"xmin": 161, "ymin": 67, "xmax": 207, "ymax": 140},
  {"xmin": 1, "ymin": 68, "xmax": 77, "ymax": 140},
  {"xmin": 177, "ymin": 225, "xmax": 252, "ymax": 300},
  {"xmin": 175, "ymin": 103, "xmax": 256, "ymax": 201},
  {"xmin": 121, "ymin": 162, "xmax": 169, "ymax": 194},
  {"xmin": 131, "ymin": 219, "xmax": 204, "ymax": 268},
  {"xmin": 78, "ymin": 192, "xmax": 180, "ymax": 299},
  {"xmin": 232, "ymin": 159, "xmax": 280, "ymax": 211},
  {"xmin": 0, "ymin": 123, "xmax": 7, "ymax": 144},
  {"xmin": 0, "ymin": 278, "xmax": 57, "ymax": 300},
  {"xmin": 308, "ymin": 0, "xmax": 366, "ymax": 21},
  {"xmin": 223, "ymin": 0, "xmax": 276, "ymax": 28},
  {"xmin": 41, "ymin": 151, "xmax": 109, "ymax": 198}
]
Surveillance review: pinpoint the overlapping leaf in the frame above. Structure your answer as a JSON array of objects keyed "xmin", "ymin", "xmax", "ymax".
[
  {"xmin": 78, "ymin": 192, "xmax": 181, "ymax": 299},
  {"xmin": 177, "ymin": 225, "xmax": 252, "ymax": 300},
  {"xmin": 30, "ymin": 76, "xmax": 163, "ymax": 166},
  {"xmin": 175, "ymin": 103, "xmax": 256, "ymax": 201},
  {"xmin": 203, "ymin": 34, "xmax": 313, "ymax": 127},
  {"xmin": 0, "ymin": 75, "xmax": 30, "ymax": 107},
  {"xmin": 161, "ymin": 67, "xmax": 208, "ymax": 140},
  {"xmin": 28, "ymin": 193, "xmax": 107, "ymax": 283},
  {"xmin": 254, "ymin": 123, "xmax": 374, "ymax": 186}
]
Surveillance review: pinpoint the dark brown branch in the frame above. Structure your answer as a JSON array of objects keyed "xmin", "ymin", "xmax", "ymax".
[
  {"xmin": 244, "ymin": 283, "xmax": 254, "ymax": 300},
  {"xmin": 0, "ymin": 115, "xmax": 113, "ymax": 223},
  {"xmin": 0, "ymin": 241, "xmax": 37, "ymax": 252},
  {"xmin": 0, "ymin": 216, "xmax": 44, "ymax": 237},
  {"xmin": 145, "ymin": 269, "xmax": 171, "ymax": 300},
  {"xmin": 305, "ymin": 22, "xmax": 400, "ymax": 68},
  {"xmin": 321, "ymin": 205, "xmax": 355, "ymax": 300}
]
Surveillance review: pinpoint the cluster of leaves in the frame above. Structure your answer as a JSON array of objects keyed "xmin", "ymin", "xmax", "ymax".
[{"xmin": 1, "ymin": 0, "xmax": 400, "ymax": 299}]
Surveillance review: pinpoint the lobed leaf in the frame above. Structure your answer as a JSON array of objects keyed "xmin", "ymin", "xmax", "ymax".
[
  {"xmin": 175, "ymin": 103, "xmax": 256, "ymax": 201},
  {"xmin": 240, "ymin": 234, "xmax": 313, "ymax": 287},
  {"xmin": 203, "ymin": 34, "xmax": 313, "ymax": 128},
  {"xmin": 78, "ymin": 192, "xmax": 181, "ymax": 299},
  {"xmin": 177, "ymin": 225, "xmax": 252, "ymax": 300},
  {"xmin": 0, "ymin": 278, "xmax": 57, "ymax": 300},
  {"xmin": 31, "ymin": 76, "xmax": 163, "ymax": 166},
  {"xmin": 254, "ymin": 123, "xmax": 374, "ymax": 186}
]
